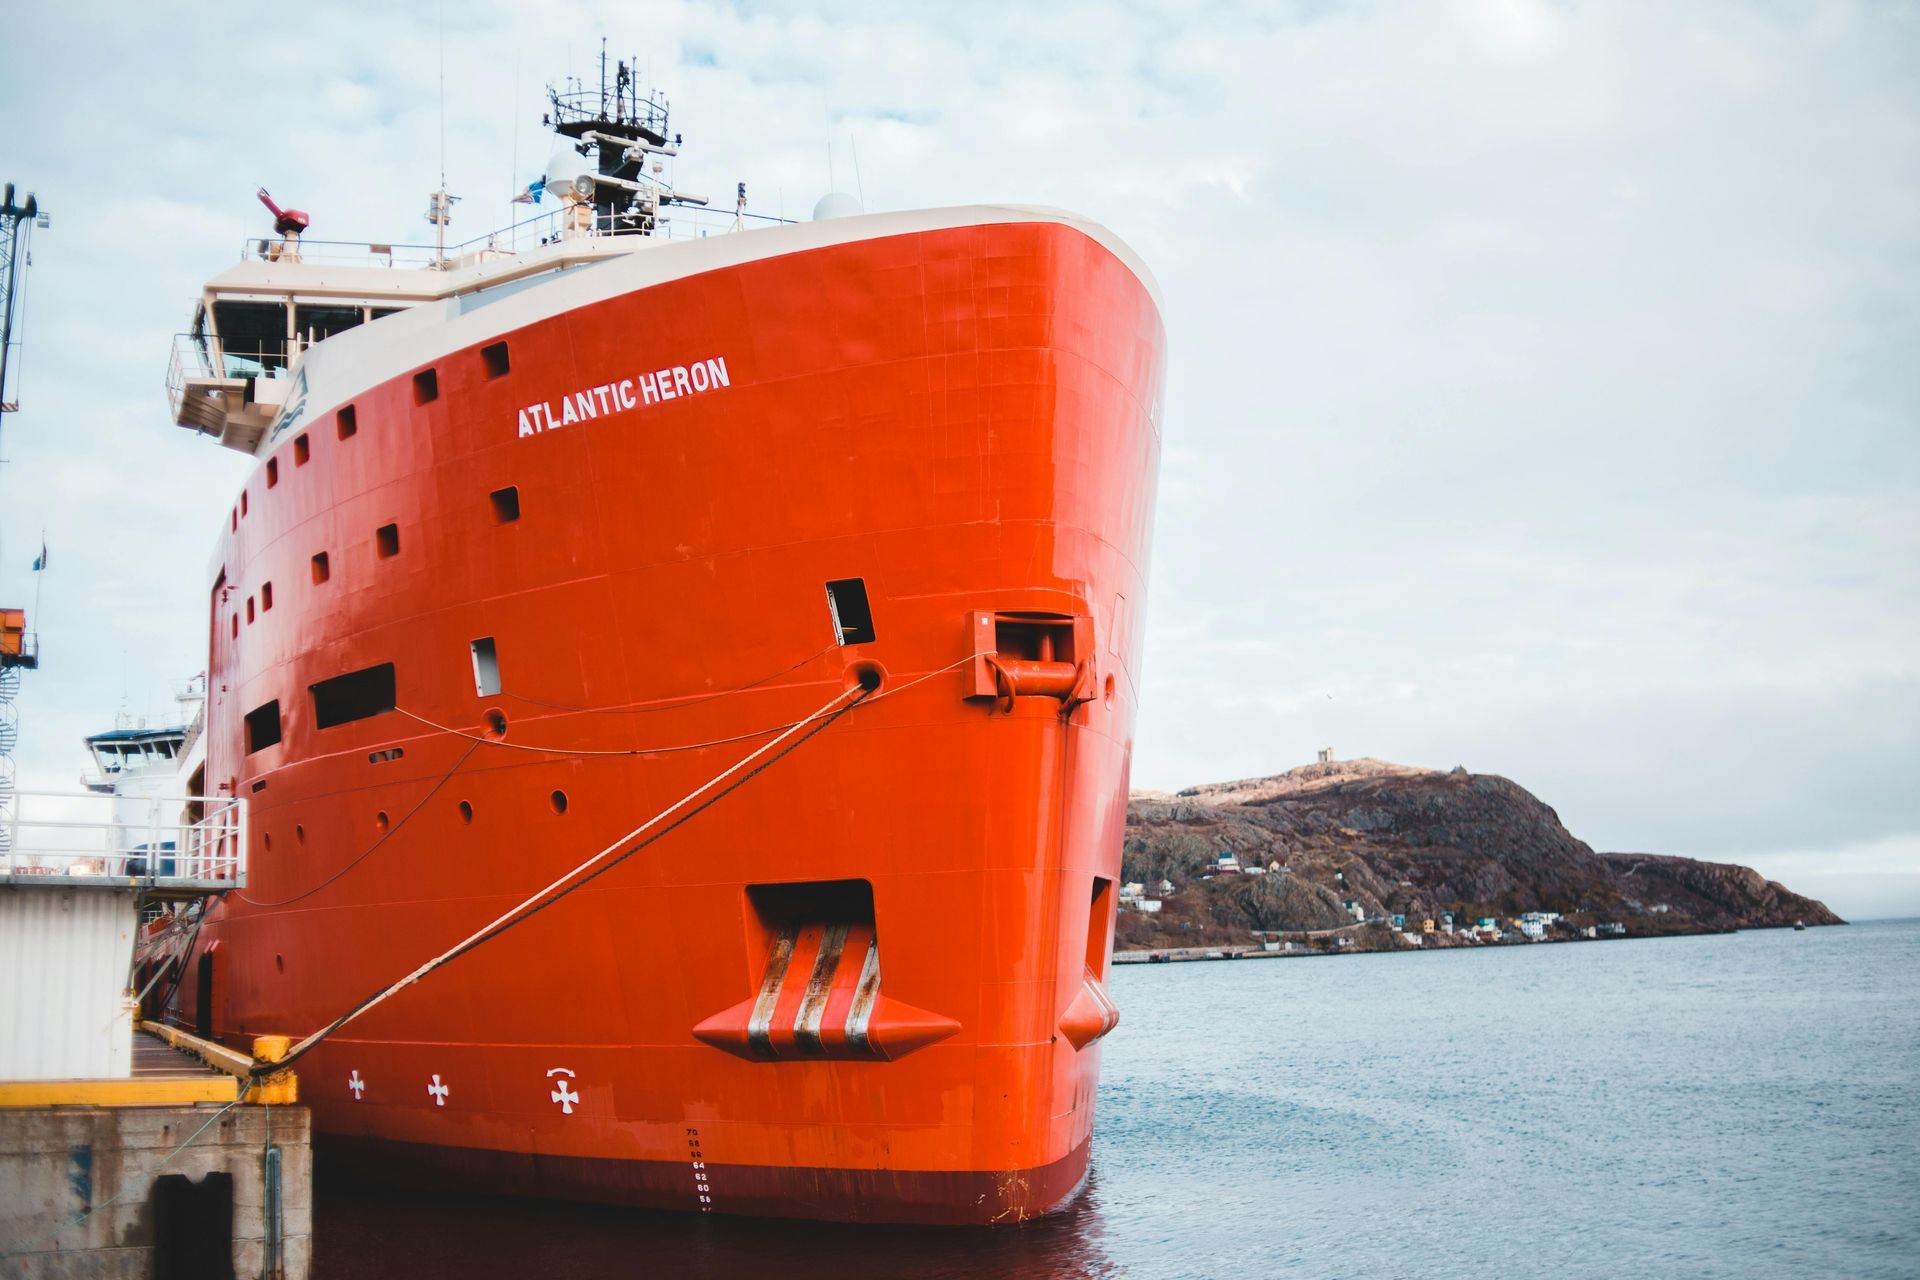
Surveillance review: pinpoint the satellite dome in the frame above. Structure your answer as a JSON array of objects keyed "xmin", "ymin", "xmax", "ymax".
[
  {"xmin": 812, "ymin": 192, "xmax": 863, "ymax": 222},
  {"xmin": 544, "ymin": 146, "xmax": 594, "ymax": 201}
]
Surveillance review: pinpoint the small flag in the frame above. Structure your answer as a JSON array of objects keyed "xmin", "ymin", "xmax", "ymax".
[
  {"xmin": 31, "ymin": 541, "xmax": 47, "ymax": 572},
  {"xmin": 512, "ymin": 180, "xmax": 543, "ymax": 206}
]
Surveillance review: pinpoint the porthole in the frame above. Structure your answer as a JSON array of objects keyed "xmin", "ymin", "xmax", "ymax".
[
  {"xmin": 550, "ymin": 790, "xmax": 569, "ymax": 816},
  {"xmin": 374, "ymin": 810, "xmax": 390, "ymax": 834},
  {"xmin": 458, "ymin": 800, "xmax": 474, "ymax": 824}
]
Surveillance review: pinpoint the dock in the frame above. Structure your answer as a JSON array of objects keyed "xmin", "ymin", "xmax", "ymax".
[
  {"xmin": 0, "ymin": 1024, "xmax": 310, "ymax": 1279},
  {"xmin": 0, "ymin": 1025, "xmax": 310, "ymax": 1279},
  {"xmin": 1115, "ymin": 943, "xmax": 1312, "ymax": 964},
  {"xmin": 0, "ymin": 783, "xmax": 309, "ymax": 1279}
]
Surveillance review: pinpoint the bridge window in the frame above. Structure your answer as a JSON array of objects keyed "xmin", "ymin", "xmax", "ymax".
[
  {"xmin": 212, "ymin": 300, "xmax": 289, "ymax": 377},
  {"xmin": 295, "ymin": 304, "xmax": 363, "ymax": 345},
  {"xmin": 310, "ymin": 663, "xmax": 396, "ymax": 729}
]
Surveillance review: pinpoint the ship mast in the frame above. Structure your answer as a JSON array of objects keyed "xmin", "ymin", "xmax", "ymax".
[{"xmin": 543, "ymin": 40, "xmax": 706, "ymax": 237}]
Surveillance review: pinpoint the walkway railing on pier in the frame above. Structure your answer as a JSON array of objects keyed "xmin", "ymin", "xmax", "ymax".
[{"xmin": 0, "ymin": 791, "xmax": 246, "ymax": 895}]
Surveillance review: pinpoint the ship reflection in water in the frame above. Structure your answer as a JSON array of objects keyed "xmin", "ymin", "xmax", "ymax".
[{"xmin": 314, "ymin": 1172, "xmax": 1120, "ymax": 1280}]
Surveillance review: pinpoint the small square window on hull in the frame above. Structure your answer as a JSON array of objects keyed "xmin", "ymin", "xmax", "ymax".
[
  {"xmin": 244, "ymin": 700, "xmax": 282, "ymax": 753},
  {"xmin": 470, "ymin": 637, "xmax": 502, "ymax": 697},
  {"xmin": 825, "ymin": 578, "xmax": 876, "ymax": 646}
]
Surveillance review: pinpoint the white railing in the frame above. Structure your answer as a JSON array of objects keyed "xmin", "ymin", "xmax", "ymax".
[
  {"xmin": 237, "ymin": 205, "xmax": 797, "ymax": 270},
  {"xmin": 1, "ymin": 790, "xmax": 246, "ymax": 891},
  {"xmin": 166, "ymin": 331, "xmax": 218, "ymax": 426}
]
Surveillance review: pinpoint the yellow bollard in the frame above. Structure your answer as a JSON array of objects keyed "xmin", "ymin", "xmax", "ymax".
[{"xmin": 246, "ymin": 1035, "xmax": 299, "ymax": 1105}]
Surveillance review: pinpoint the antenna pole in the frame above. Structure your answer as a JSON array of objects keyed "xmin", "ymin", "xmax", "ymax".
[
  {"xmin": 427, "ymin": 2, "xmax": 458, "ymax": 266},
  {"xmin": 0, "ymin": 184, "xmax": 46, "ymax": 436}
]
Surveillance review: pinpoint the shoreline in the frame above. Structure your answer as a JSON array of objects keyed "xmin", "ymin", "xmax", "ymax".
[{"xmin": 1113, "ymin": 919, "xmax": 1841, "ymax": 966}]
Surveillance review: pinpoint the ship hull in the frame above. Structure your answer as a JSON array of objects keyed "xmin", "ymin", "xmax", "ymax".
[
  {"xmin": 166, "ymin": 210, "xmax": 1162, "ymax": 1224},
  {"xmin": 321, "ymin": 1131, "xmax": 1092, "ymax": 1225}
]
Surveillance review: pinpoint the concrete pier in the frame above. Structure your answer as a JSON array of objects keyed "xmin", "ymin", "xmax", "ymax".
[
  {"xmin": 0, "ymin": 1103, "xmax": 311, "ymax": 1279},
  {"xmin": 0, "ymin": 1030, "xmax": 310, "ymax": 1278}
]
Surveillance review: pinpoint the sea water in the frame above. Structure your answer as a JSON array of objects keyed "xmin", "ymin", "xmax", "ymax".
[{"xmin": 316, "ymin": 920, "xmax": 1919, "ymax": 1279}]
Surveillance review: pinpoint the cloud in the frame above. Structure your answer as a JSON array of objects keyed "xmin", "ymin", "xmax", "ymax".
[{"xmin": 0, "ymin": 1, "xmax": 1914, "ymax": 898}]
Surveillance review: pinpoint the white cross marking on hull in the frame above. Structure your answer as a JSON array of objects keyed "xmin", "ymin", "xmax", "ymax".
[
  {"xmin": 550, "ymin": 1080, "xmax": 580, "ymax": 1114},
  {"xmin": 427, "ymin": 1074, "xmax": 449, "ymax": 1106},
  {"xmin": 348, "ymin": 1070, "xmax": 366, "ymax": 1100}
]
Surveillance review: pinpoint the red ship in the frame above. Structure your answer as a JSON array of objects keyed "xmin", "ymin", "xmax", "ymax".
[{"xmin": 155, "ymin": 65, "xmax": 1162, "ymax": 1224}]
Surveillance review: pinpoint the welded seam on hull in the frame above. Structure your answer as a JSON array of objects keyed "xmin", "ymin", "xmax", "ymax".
[
  {"xmin": 792, "ymin": 924, "xmax": 848, "ymax": 1055},
  {"xmin": 844, "ymin": 935, "xmax": 882, "ymax": 1057},
  {"xmin": 747, "ymin": 929, "xmax": 797, "ymax": 1059}
]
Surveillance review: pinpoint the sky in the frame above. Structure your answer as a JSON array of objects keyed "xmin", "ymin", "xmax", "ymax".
[{"xmin": 0, "ymin": 1, "xmax": 1914, "ymax": 918}]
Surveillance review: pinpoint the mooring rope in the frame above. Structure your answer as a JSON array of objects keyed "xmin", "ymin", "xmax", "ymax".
[
  {"xmin": 256, "ymin": 679, "xmax": 874, "ymax": 1078},
  {"xmin": 233, "ymin": 737, "xmax": 483, "ymax": 910},
  {"xmin": 499, "ymin": 642, "xmax": 837, "ymax": 716},
  {"xmin": 393, "ymin": 654, "xmax": 974, "ymax": 757}
]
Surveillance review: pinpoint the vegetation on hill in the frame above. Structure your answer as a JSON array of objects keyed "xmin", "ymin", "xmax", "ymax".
[{"xmin": 1119, "ymin": 759, "xmax": 1842, "ymax": 952}]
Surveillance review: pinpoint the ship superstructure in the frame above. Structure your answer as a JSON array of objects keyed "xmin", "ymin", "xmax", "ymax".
[{"xmin": 155, "ymin": 67, "xmax": 1162, "ymax": 1224}]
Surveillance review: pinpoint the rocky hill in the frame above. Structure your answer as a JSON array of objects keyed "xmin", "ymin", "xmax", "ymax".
[{"xmin": 1119, "ymin": 759, "xmax": 1842, "ymax": 951}]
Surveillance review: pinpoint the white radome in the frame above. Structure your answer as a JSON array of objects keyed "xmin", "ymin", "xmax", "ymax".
[
  {"xmin": 812, "ymin": 192, "xmax": 863, "ymax": 221},
  {"xmin": 544, "ymin": 146, "xmax": 594, "ymax": 201}
]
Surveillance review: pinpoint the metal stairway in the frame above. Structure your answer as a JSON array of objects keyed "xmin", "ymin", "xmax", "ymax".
[{"xmin": 0, "ymin": 664, "xmax": 19, "ymax": 858}]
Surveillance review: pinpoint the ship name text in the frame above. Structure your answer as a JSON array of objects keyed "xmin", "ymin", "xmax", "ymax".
[{"xmin": 516, "ymin": 356, "xmax": 732, "ymax": 439}]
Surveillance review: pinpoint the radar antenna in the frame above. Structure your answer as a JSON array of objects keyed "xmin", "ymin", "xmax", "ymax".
[
  {"xmin": 255, "ymin": 188, "xmax": 309, "ymax": 263},
  {"xmin": 542, "ymin": 40, "xmax": 706, "ymax": 237}
]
